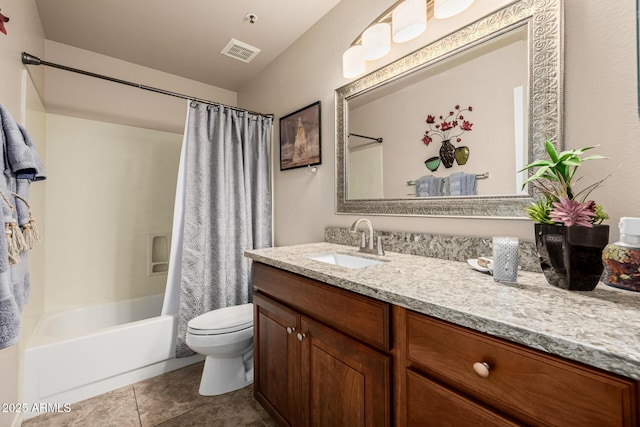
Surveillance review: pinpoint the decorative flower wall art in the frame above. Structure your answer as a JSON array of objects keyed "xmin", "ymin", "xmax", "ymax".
[
  {"xmin": 0, "ymin": 8, "xmax": 9, "ymax": 35},
  {"xmin": 421, "ymin": 104, "xmax": 473, "ymax": 170}
]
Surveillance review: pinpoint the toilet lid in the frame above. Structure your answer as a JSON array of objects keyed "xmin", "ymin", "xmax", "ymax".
[{"xmin": 187, "ymin": 303, "xmax": 253, "ymax": 335}]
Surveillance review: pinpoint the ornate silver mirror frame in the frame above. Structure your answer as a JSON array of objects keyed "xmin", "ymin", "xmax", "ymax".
[{"xmin": 335, "ymin": 0, "xmax": 563, "ymax": 218}]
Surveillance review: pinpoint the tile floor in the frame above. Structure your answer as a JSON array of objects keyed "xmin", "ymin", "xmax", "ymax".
[{"xmin": 23, "ymin": 362, "xmax": 276, "ymax": 427}]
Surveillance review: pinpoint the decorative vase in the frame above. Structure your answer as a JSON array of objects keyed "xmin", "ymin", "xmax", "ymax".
[
  {"xmin": 424, "ymin": 156, "xmax": 441, "ymax": 172},
  {"xmin": 439, "ymin": 139, "xmax": 456, "ymax": 168},
  {"xmin": 454, "ymin": 146, "xmax": 469, "ymax": 165},
  {"xmin": 534, "ymin": 223, "xmax": 610, "ymax": 291}
]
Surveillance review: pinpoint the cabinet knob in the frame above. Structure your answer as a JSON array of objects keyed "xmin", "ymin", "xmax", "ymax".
[
  {"xmin": 286, "ymin": 326, "xmax": 295, "ymax": 335},
  {"xmin": 473, "ymin": 362, "xmax": 491, "ymax": 378},
  {"xmin": 297, "ymin": 332, "xmax": 306, "ymax": 342}
]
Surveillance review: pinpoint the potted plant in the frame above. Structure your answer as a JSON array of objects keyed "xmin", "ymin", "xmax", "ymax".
[{"xmin": 520, "ymin": 141, "xmax": 609, "ymax": 291}]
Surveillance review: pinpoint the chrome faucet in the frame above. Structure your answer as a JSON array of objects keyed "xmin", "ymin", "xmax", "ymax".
[{"xmin": 349, "ymin": 218, "xmax": 385, "ymax": 256}]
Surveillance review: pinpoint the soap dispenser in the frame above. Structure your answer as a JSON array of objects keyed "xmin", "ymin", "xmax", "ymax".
[{"xmin": 602, "ymin": 217, "xmax": 640, "ymax": 292}]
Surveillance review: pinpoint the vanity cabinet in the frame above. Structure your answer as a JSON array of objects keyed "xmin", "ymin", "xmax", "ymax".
[
  {"xmin": 251, "ymin": 260, "xmax": 638, "ymax": 426},
  {"xmin": 252, "ymin": 263, "xmax": 391, "ymax": 427},
  {"xmin": 398, "ymin": 309, "xmax": 638, "ymax": 427}
]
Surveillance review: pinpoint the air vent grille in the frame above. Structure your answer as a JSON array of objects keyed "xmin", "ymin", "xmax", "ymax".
[{"xmin": 221, "ymin": 38, "xmax": 261, "ymax": 63}]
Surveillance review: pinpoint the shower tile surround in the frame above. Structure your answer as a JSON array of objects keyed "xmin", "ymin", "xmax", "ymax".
[{"xmin": 245, "ymin": 241, "xmax": 640, "ymax": 381}]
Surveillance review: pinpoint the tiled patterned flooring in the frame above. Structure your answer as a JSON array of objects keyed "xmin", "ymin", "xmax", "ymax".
[{"xmin": 23, "ymin": 362, "xmax": 276, "ymax": 426}]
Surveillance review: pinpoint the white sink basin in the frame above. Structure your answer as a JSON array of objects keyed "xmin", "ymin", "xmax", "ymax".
[{"xmin": 307, "ymin": 252, "xmax": 386, "ymax": 269}]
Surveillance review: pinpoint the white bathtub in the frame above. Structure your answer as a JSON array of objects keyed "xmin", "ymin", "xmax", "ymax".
[{"xmin": 23, "ymin": 294, "xmax": 201, "ymax": 417}]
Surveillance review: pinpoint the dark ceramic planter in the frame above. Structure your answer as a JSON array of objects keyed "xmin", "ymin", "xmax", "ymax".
[
  {"xmin": 534, "ymin": 223, "xmax": 610, "ymax": 291},
  {"xmin": 440, "ymin": 140, "xmax": 456, "ymax": 168}
]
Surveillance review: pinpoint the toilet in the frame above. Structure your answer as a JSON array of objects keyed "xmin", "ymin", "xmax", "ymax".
[{"xmin": 185, "ymin": 303, "xmax": 254, "ymax": 396}]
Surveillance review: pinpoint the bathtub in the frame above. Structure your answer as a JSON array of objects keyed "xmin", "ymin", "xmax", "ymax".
[{"xmin": 23, "ymin": 294, "xmax": 202, "ymax": 417}]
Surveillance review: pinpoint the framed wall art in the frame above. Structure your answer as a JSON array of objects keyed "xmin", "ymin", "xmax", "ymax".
[{"xmin": 279, "ymin": 101, "xmax": 321, "ymax": 170}]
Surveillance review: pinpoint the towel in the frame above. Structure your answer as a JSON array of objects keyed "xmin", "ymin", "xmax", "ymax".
[
  {"xmin": 14, "ymin": 180, "xmax": 30, "ymax": 226},
  {"xmin": 444, "ymin": 172, "xmax": 463, "ymax": 196},
  {"xmin": 11, "ymin": 256, "xmax": 30, "ymax": 311},
  {"xmin": 416, "ymin": 175, "xmax": 443, "ymax": 197},
  {"xmin": 18, "ymin": 124, "xmax": 46, "ymax": 181},
  {"xmin": 0, "ymin": 269, "xmax": 19, "ymax": 349},
  {"xmin": 0, "ymin": 103, "xmax": 46, "ymax": 350},
  {"xmin": 463, "ymin": 173, "xmax": 477, "ymax": 195},
  {"xmin": 0, "ymin": 104, "xmax": 43, "ymax": 180},
  {"xmin": 444, "ymin": 172, "xmax": 477, "ymax": 196}
]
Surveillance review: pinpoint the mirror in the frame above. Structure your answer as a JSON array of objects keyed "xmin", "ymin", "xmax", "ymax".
[{"xmin": 335, "ymin": 0, "xmax": 564, "ymax": 218}]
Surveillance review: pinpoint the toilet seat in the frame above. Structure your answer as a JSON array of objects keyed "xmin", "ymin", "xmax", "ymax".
[{"xmin": 187, "ymin": 303, "xmax": 253, "ymax": 336}]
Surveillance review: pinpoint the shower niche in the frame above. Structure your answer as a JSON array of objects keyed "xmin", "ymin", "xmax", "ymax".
[{"xmin": 149, "ymin": 234, "xmax": 169, "ymax": 276}]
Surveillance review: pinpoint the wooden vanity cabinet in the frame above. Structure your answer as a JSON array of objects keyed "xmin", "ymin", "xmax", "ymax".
[
  {"xmin": 398, "ymin": 309, "xmax": 639, "ymax": 427},
  {"xmin": 254, "ymin": 292, "xmax": 299, "ymax": 425},
  {"xmin": 252, "ymin": 263, "xmax": 392, "ymax": 427},
  {"xmin": 251, "ymin": 261, "xmax": 638, "ymax": 426}
]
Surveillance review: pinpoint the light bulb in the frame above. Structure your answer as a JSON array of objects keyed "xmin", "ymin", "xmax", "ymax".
[
  {"xmin": 343, "ymin": 45, "xmax": 365, "ymax": 78},
  {"xmin": 362, "ymin": 23, "xmax": 391, "ymax": 61},
  {"xmin": 393, "ymin": 0, "xmax": 427, "ymax": 43},
  {"xmin": 434, "ymin": 0, "xmax": 475, "ymax": 19}
]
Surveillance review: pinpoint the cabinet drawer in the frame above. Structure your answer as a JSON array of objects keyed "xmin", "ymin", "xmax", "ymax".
[
  {"xmin": 252, "ymin": 263, "xmax": 390, "ymax": 350},
  {"xmin": 406, "ymin": 311, "xmax": 637, "ymax": 427},
  {"xmin": 406, "ymin": 369, "xmax": 521, "ymax": 427}
]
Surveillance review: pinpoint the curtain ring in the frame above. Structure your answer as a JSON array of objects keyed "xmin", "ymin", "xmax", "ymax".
[{"xmin": 190, "ymin": 101, "xmax": 197, "ymax": 108}]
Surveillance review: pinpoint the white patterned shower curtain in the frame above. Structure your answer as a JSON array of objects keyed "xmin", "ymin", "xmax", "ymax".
[{"xmin": 162, "ymin": 101, "xmax": 272, "ymax": 357}]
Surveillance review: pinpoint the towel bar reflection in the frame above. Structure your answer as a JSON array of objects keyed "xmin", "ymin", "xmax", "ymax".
[
  {"xmin": 407, "ymin": 172, "xmax": 489, "ymax": 186},
  {"xmin": 348, "ymin": 133, "xmax": 383, "ymax": 143}
]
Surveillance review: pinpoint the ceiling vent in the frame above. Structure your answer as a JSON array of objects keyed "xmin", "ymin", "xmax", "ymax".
[{"xmin": 221, "ymin": 38, "xmax": 261, "ymax": 63}]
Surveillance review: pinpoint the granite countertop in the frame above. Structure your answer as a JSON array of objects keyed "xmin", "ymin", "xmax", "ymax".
[{"xmin": 245, "ymin": 242, "xmax": 640, "ymax": 380}]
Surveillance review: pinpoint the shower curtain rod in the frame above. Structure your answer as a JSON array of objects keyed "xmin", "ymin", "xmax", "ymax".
[{"xmin": 21, "ymin": 52, "xmax": 274, "ymax": 119}]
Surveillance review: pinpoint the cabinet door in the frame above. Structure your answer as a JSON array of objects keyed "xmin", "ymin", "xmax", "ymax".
[
  {"xmin": 254, "ymin": 292, "xmax": 299, "ymax": 426},
  {"xmin": 299, "ymin": 317, "xmax": 391, "ymax": 427}
]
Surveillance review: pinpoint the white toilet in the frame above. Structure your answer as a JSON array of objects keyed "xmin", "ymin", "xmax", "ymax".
[{"xmin": 185, "ymin": 303, "xmax": 254, "ymax": 396}]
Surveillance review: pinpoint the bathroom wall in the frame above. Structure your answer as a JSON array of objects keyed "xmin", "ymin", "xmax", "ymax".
[
  {"xmin": 238, "ymin": 0, "xmax": 640, "ymax": 246},
  {"xmin": 0, "ymin": 0, "xmax": 45, "ymax": 425},
  {"xmin": 42, "ymin": 41, "xmax": 238, "ymax": 134},
  {"xmin": 44, "ymin": 114, "xmax": 181, "ymax": 311}
]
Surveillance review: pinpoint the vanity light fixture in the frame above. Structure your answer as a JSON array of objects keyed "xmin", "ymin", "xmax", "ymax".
[
  {"xmin": 342, "ymin": 0, "xmax": 475, "ymax": 79},
  {"xmin": 392, "ymin": 0, "xmax": 427, "ymax": 43},
  {"xmin": 362, "ymin": 23, "xmax": 392, "ymax": 60},
  {"xmin": 343, "ymin": 45, "xmax": 366, "ymax": 78},
  {"xmin": 434, "ymin": 0, "xmax": 475, "ymax": 19}
]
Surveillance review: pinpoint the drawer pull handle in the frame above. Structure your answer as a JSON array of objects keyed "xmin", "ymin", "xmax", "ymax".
[
  {"xmin": 297, "ymin": 332, "xmax": 306, "ymax": 342},
  {"xmin": 473, "ymin": 362, "xmax": 491, "ymax": 378},
  {"xmin": 286, "ymin": 326, "xmax": 296, "ymax": 335}
]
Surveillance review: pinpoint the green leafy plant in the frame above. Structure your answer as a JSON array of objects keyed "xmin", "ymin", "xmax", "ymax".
[{"xmin": 520, "ymin": 141, "xmax": 609, "ymax": 227}]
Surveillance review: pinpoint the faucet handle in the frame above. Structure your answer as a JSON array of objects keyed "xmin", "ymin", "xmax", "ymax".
[{"xmin": 376, "ymin": 236, "xmax": 385, "ymax": 256}]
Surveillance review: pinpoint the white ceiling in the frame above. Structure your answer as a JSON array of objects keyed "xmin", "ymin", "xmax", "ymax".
[{"xmin": 35, "ymin": 0, "xmax": 342, "ymax": 92}]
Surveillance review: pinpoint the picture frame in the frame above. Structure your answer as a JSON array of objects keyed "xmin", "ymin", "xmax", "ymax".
[{"xmin": 279, "ymin": 101, "xmax": 321, "ymax": 170}]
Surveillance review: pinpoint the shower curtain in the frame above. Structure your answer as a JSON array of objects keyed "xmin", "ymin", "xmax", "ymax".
[{"xmin": 163, "ymin": 102, "xmax": 272, "ymax": 357}]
